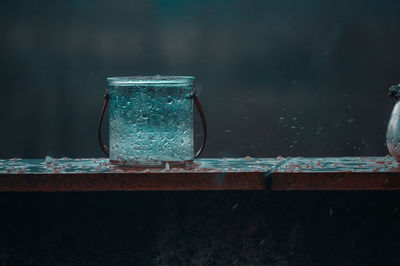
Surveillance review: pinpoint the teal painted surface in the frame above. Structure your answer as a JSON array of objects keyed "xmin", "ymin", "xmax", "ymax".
[{"xmin": 0, "ymin": 157, "xmax": 398, "ymax": 174}]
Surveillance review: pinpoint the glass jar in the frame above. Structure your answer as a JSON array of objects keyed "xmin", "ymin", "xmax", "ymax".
[{"xmin": 98, "ymin": 76, "xmax": 206, "ymax": 166}]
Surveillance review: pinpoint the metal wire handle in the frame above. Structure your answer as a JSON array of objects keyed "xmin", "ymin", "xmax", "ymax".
[
  {"xmin": 192, "ymin": 89, "xmax": 207, "ymax": 158},
  {"xmin": 98, "ymin": 89, "xmax": 207, "ymax": 159},
  {"xmin": 98, "ymin": 89, "xmax": 110, "ymax": 156}
]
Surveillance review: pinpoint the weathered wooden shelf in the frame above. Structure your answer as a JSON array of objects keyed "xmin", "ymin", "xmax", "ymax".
[{"xmin": 0, "ymin": 157, "xmax": 399, "ymax": 191}]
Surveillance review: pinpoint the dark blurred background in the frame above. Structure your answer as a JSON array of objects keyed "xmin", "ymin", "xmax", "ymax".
[
  {"xmin": 1, "ymin": 0, "xmax": 400, "ymax": 265},
  {"xmin": 1, "ymin": 0, "xmax": 400, "ymax": 158}
]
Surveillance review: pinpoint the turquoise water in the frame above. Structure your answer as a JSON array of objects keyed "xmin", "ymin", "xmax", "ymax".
[{"xmin": 109, "ymin": 86, "xmax": 193, "ymax": 165}]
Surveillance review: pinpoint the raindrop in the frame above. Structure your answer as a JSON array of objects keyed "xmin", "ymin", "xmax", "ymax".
[{"xmin": 347, "ymin": 118, "xmax": 355, "ymax": 124}]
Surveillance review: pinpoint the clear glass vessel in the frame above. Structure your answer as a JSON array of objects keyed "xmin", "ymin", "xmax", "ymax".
[
  {"xmin": 387, "ymin": 84, "xmax": 400, "ymax": 162},
  {"xmin": 106, "ymin": 76, "xmax": 196, "ymax": 166}
]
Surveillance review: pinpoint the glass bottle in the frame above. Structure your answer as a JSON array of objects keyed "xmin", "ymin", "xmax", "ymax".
[{"xmin": 387, "ymin": 84, "xmax": 400, "ymax": 161}]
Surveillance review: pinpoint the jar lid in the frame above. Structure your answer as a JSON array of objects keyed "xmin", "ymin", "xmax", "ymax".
[{"xmin": 107, "ymin": 76, "xmax": 194, "ymax": 86}]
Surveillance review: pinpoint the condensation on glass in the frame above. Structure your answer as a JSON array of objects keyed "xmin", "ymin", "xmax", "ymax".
[
  {"xmin": 107, "ymin": 76, "xmax": 195, "ymax": 166},
  {"xmin": 387, "ymin": 84, "xmax": 400, "ymax": 162}
]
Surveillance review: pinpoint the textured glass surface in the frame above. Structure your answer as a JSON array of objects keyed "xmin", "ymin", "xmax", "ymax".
[
  {"xmin": 387, "ymin": 102, "xmax": 400, "ymax": 162},
  {"xmin": 108, "ymin": 78, "xmax": 194, "ymax": 166}
]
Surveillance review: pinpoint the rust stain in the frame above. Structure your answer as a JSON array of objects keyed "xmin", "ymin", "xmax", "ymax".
[{"xmin": 1, "ymin": 157, "xmax": 400, "ymax": 191}]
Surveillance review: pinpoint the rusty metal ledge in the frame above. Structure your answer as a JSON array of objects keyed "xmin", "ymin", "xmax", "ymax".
[{"xmin": 0, "ymin": 157, "xmax": 399, "ymax": 191}]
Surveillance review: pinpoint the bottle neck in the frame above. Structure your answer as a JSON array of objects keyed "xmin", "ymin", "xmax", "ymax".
[
  {"xmin": 389, "ymin": 85, "xmax": 400, "ymax": 104},
  {"xmin": 391, "ymin": 93, "xmax": 400, "ymax": 104}
]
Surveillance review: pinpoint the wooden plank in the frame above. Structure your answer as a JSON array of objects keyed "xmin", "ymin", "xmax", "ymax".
[{"xmin": 0, "ymin": 157, "xmax": 399, "ymax": 191}]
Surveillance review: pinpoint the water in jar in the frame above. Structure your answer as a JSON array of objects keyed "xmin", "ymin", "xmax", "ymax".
[{"xmin": 109, "ymin": 85, "xmax": 193, "ymax": 166}]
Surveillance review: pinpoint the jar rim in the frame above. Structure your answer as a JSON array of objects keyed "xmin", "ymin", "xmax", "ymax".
[{"xmin": 107, "ymin": 75, "xmax": 194, "ymax": 86}]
